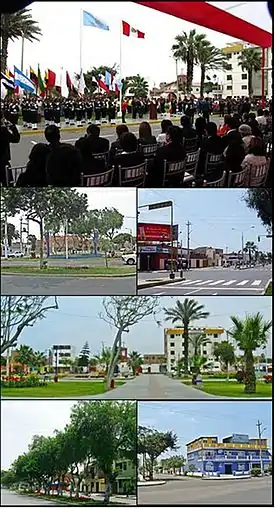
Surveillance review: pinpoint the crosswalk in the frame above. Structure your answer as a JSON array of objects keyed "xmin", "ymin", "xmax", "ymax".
[{"xmin": 159, "ymin": 278, "xmax": 264, "ymax": 288}]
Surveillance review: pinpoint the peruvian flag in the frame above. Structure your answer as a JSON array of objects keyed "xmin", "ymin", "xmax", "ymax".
[
  {"xmin": 122, "ymin": 21, "xmax": 145, "ymax": 38},
  {"xmin": 47, "ymin": 69, "xmax": 56, "ymax": 89},
  {"xmin": 98, "ymin": 77, "xmax": 110, "ymax": 94},
  {"xmin": 66, "ymin": 71, "xmax": 72, "ymax": 90}
]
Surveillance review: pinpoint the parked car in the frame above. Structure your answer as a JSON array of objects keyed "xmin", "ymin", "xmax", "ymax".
[
  {"xmin": 121, "ymin": 253, "xmax": 136, "ymax": 265},
  {"xmin": 7, "ymin": 251, "xmax": 24, "ymax": 258},
  {"xmin": 263, "ymin": 373, "xmax": 272, "ymax": 384}
]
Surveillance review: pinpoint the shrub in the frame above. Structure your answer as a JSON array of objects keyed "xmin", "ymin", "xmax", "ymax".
[
  {"xmin": 1, "ymin": 373, "xmax": 48, "ymax": 388},
  {"xmin": 251, "ymin": 467, "xmax": 262, "ymax": 477}
]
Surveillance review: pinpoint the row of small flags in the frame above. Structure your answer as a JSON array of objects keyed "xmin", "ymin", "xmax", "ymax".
[{"xmin": 1, "ymin": 66, "xmax": 123, "ymax": 98}]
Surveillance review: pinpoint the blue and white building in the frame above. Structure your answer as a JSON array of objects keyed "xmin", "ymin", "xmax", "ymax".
[{"xmin": 186, "ymin": 434, "xmax": 271, "ymax": 476}]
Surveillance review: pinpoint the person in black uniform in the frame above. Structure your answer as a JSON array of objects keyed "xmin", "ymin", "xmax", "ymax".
[
  {"xmin": 85, "ymin": 99, "xmax": 93, "ymax": 124},
  {"xmin": 6, "ymin": 100, "xmax": 20, "ymax": 125},
  {"xmin": 53, "ymin": 99, "xmax": 61, "ymax": 127},
  {"xmin": 21, "ymin": 100, "xmax": 28, "ymax": 127},
  {"xmin": 132, "ymin": 98, "xmax": 137, "ymax": 120},
  {"xmin": 0, "ymin": 110, "xmax": 20, "ymax": 185},
  {"xmin": 94, "ymin": 97, "xmax": 102, "ymax": 122},
  {"xmin": 101, "ymin": 98, "xmax": 108, "ymax": 122},
  {"xmin": 171, "ymin": 97, "xmax": 177, "ymax": 115},
  {"xmin": 107, "ymin": 98, "xmax": 116, "ymax": 123},
  {"xmin": 160, "ymin": 97, "xmax": 165, "ymax": 114},
  {"xmin": 30, "ymin": 99, "xmax": 39, "ymax": 130},
  {"xmin": 75, "ymin": 100, "xmax": 83, "ymax": 127},
  {"xmin": 178, "ymin": 96, "xmax": 183, "ymax": 114},
  {"xmin": 226, "ymin": 98, "xmax": 232, "ymax": 115},
  {"xmin": 63, "ymin": 100, "xmax": 70, "ymax": 125},
  {"xmin": 68, "ymin": 100, "xmax": 75, "ymax": 125},
  {"xmin": 219, "ymin": 99, "xmax": 225, "ymax": 117},
  {"xmin": 43, "ymin": 100, "xmax": 51, "ymax": 127}
]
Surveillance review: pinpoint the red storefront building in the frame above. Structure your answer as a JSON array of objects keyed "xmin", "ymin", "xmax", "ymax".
[{"xmin": 138, "ymin": 222, "xmax": 178, "ymax": 271}]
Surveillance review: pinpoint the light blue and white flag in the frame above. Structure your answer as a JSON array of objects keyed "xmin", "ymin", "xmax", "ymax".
[
  {"xmin": 14, "ymin": 66, "xmax": 36, "ymax": 94},
  {"xmin": 83, "ymin": 10, "xmax": 109, "ymax": 31},
  {"xmin": 105, "ymin": 71, "xmax": 111, "ymax": 87}
]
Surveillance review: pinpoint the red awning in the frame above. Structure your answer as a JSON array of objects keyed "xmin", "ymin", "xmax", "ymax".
[{"xmin": 135, "ymin": 1, "xmax": 272, "ymax": 48}]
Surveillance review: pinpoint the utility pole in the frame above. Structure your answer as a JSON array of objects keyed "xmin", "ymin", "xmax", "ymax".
[
  {"xmin": 186, "ymin": 221, "xmax": 191, "ymax": 270},
  {"xmin": 256, "ymin": 420, "xmax": 266, "ymax": 475}
]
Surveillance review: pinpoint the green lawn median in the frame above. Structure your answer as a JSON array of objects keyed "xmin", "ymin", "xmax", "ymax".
[
  {"xmin": 1, "ymin": 380, "xmax": 125, "ymax": 398},
  {"xmin": 16, "ymin": 492, "xmax": 125, "ymax": 505},
  {"xmin": 1, "ymin": 265, "xmax": 135, "ymax": 277},
  {"xmin": 182, "ymin": 380, "xmax": 272, "ymax": 398},
  {"xmin": 265, "ymin": 282, "xmax": 272, "ymax": 295}
]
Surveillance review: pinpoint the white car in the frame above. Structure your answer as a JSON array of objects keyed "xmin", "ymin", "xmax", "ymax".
[
  {"xmin": 121, "ymin": 253, "xmax": 136, "ymax": 265},
  {"xmin": 7, "ymin": 251, "xmax": 24, "ymax": 258}
]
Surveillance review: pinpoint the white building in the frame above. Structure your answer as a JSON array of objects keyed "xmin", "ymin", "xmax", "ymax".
[
  {"xmin": 164, "ymin": 327, "xmax": 225, "ymax": 373},
  {"xmin": 221, "ymin": 41, "xmax": 272, "ymax": 98},
  {"xmin": 52, "ymin": 344, "xmax": 76, "ymax": 371}
]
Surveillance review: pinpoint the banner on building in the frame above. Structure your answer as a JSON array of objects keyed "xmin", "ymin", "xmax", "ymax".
[{"xmin": 138, "ymin": 223, "xmax": 178, "ymax": 242}]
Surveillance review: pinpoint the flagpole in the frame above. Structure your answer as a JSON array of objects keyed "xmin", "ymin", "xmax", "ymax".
[
  {"xmin": 119, "ymin": 20, "xmax": 122, "ymax": 118},
  {"xmin": 80, "ymin": 8, "xmax": 83, "ymax": 77}
]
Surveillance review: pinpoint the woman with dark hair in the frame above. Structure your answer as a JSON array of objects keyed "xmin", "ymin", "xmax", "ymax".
[
  {"xmin": 46, "ymin": 144, "xmax": 83, "ymax": 186},
  {"xmin": 195, "ymin": 116, "xmax": 207, "ymax": 144},
  {"xmin": 157, "ymin": 119, "xmax": 173, "ymax": 144},
  {"xmin": 138, "ymin": 121, "xmax": 157, "ymax": 145},
  {"xmin": 217, "ymin": 114, "xmax": 232, "ymax": 136},
  {"xmin": 241, "ymin": 136, "xmax": 267, "ymax": 170}
]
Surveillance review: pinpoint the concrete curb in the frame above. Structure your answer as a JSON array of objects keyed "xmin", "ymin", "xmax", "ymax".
[
  {"xmin": 138, "ymin": 277, "xmax": 185, "ymax": 289},
  {"xmin": 1, "ymin": 271, "xmax": 135, "ymax": 278},
  {"xmin": 19, "ymin": 119, "xmax": 162, "ymax": 136},
  {"xmin": 138, "ymin": 481, "xmax": 167, "ymax": 487},
  {"xmin": 263, "ymin": 278, "xmax": 272, "ymax": 295}
]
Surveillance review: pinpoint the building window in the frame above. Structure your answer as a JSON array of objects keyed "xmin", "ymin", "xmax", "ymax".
[
  {"xmin": 213, "ymin": 334, "xmax": 218, "ymax": 338},
  {"xmin": 241, "ymin": 85, "xmax": 247, "ymax": 90},
  {"xmin": 241, "ymin": 73, "xmax": 247, "ymax": 80},
  {"xmin": 227, "ymin": 75, "xmax": 232, "ymax": 80},
  {"xmin": 170, "ymin": 334, "xmax": 175, "ymax": 338},
  {"xmin": 226, "ymin": 86, "xmax": 232, "ymax": 90},
  {"xmin": 226, "ymin": 64, "xmax": 232, "ymax": 70},
  {"xmin": 170, "ymin": 350, "xmax": 175, "ymax": 355},
  {"xmin": 123, "ymin": 463, "xmax": 127, "ymax": 471},
  {"xmin": 203, "ymin": 350, "xmax": 207, "ymax": 355},
  {"xmin": 170, "ymin": 342, "xmax": 175, "ymax": 347}
]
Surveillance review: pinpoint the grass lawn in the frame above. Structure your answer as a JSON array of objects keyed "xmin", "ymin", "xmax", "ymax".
[
  {"xmin": 1, "ymin": 265, "xmax": 135, "ymax": 276},
  {"xmin": 183, "ymin": 380, "xmax": 272, "ymax": 398},
  {"xmin": 265, "ymin": 282, "xmax": 272, "ymax": 295},
  {"xmin": 1, "ymin": 381, "xmax": 125, "ymax": 398},
  {"xmin": 18, "ymin": 493, "xmax": 125, "ymax": 506}
]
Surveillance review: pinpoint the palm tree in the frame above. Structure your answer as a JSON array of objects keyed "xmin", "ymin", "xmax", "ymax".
[
  {"xmin": 175, "ymin": 357, "xmax": 184, "ymax": 378},
  {"xmin": 189, "ymin": 332, "xmax": 210, "ymax": 357},
  {"xmin": 196, "ymin": 43, "xmax": 228, "ymax": 96},
  {"xmin": 172, "ymin": 30, "xmax": 208, "ymax": 94},
  {"xmin": 127, "ymin": 75, "xmax": 149, "ymax": 98},
  {"xmin": 95, "ymin": 343, "xmax": 112, "ymax": 374},
  {"xmin": 228, "ymin": 313, "xmax": 272, "ymax": 393},
  {"xmin": 243, "ymin": 241, "xmax": 258, "ymax": 263},
  {"xmin": 190, "ymin": 355, "xmax": 209, "ymax": 376},
  {"xmin": 14, "ymin": 345, "xmax": 35, "ymax": 372},
  {"xmin": 1, "ymin": 10, "xmax": 42, "ymax": 73},
  {"xmin": 238, "ymin": 48, "xmax": 262, "ymax": 96},
  {"xmin": 32, "ymin": 351, "xmax": 47, "ymax": 372},
  {"xmin": 128, "ymin": 351, "xmax": 143, "ymax": 376},
  {"xmin": 164, "ymin": 299, "xmax": 210, "ymax": 374}
]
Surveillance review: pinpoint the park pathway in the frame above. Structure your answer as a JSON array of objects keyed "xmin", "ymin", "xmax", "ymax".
[{"xmin": 91, "ymin": 374, "xmax": 219, "ymax": 400}]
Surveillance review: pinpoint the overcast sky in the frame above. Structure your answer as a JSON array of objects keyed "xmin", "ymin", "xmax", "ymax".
[
  {"xmin": 7, "ymin": 188, "xmax": 136, "ymax": 238},
  {"xmin": 7, "ymin": 295, "xmax": 273, "ymax": 356},
  {"xmin": 138, "ymin": 401, "xmax": 272, "ymax": 457},
  {"xmin": 7, "ymin": 2, "xmax": 272, "ymax": 86},
  {"xmin": 138, "ymin": 189, "xmax": 272, "ymax": 253}
]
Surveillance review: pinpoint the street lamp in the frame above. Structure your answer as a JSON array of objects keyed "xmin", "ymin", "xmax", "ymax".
[{"xmin": 231, "ymin": 226, "xmax": 255, "ymax": 262}]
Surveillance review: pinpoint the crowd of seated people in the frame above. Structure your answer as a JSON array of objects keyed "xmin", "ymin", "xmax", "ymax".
[{"xmin": 12, "ymin": 108, "xmax": 272, "ymax": 188}]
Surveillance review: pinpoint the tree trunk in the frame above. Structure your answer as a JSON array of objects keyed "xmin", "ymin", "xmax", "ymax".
[
  {"xmin": 106, "ymin": 327, "xmax": 123, "ymax": 389},
  {"xmin": 186, "ymin": 57, "xmax": 193, "ymax": 94},
  {"xmin": 1, "ymin": 20, "xmax": 8, "ymax": 73},
  {"xmin": 39, "ymin": 219, "xmax": 44, "ymax": 269},
  {"xmin": 248, "ymin": 71, "xmax": 253, "ymax": 96},
  {"xmin": 244, "ymin": 349, "xmax": 256, "ymax": 393},
  {"xmin": 200, "ymin": 65, "xmax": 206, "ymax": 97},
  {"xmin": 148, "ymin": 456, "xmax": 154, "ymax": 481},
  {"xmin": 183, "ymin": 328, "xmax": 189, "ymax": 374},
  {"xmin": 103, "ymin": 474, "xmax": 112, "ymax": 505},
  {"xmin": 105, "ymin": 252, "xmax": 108, "ymax": 268},
  {"xmin": 226, "ymin": 362, "xmax": 229, "ymax": 382}
]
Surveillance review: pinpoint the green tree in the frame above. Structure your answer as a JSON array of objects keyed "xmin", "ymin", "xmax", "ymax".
[
  {"xmin": 1, "ymin": 10, "xmax": 42, "ymax": 73},
  {"xmin": 196, "ymin": 42, "xmax": 228, "ymax": 96},
  {"xmin": 100, "ymin": 237, "xmax": 113, "ymax": 268},
  {"xmin": 138, "ymin": 427, "xmax": 178, "ymax": 481},
  {"xmin": 78, "ymin": 341, "xmax": 90, "ymax": 367},
  {"xmin": 127, "ymin": 350, "xmax": 143, "ymax": 376},
  {"xmin": 172, "ymin": 30, "xmax": 208, "ymax": 93},
  {"xmin": 14, "ymin": 344, "xmax": 35, "ymax": 370},
  {"xmin": 99, "ymin": 297, "xmax": 160, "ymax": 390},
  {"xmin": 189, "ymin": 332, "xmax": 209, "ymax": 357},
  {"xmin": 244, "ymin": 241, "xmax": 258, "ymax": 263},
  {"xmin": 95, "ymin": 343, "xmax": 112, "ymax": 374},
  {"xmin": 1, "ymin": 469, "xmax": 17, "ymax": 487},
  {"xmin": 127, "ymin": 74, "xmax": 149, "ymax": 98},
  {"xmin": 175, "ymin": 357, "xmax": 184, "ymax": 378},
  {"xmin": 32, "ymin": 350, "xmax": 48, "ymax": 372},
  {"xmin": 238, "ymin": 48, "xmax": 262, "ymax": 96},
  {"xmin": 1, "ymin": 296, "xmax": 58, "ymax": 355},
  {"xmin": 113, "ymin": 232, "xmax": 133, "ymax": 249},
  {"xmin": 166, "ymin": 455, "xmax": 186, "ymax": 475},
  {"xmin": 228, "ymin": 313, "xmax": 272, "ymax": 393},
  {"xmin": 244, "ymin": 189, "xmax": 273, "ymax": 233},
  {"xmin": 213, "ymin": 341, "xmax": 235, "ymax": 380},
  {"xmin": 70, "ymin": 401, "xmax": 136, "ymax": 505},
  {"xmin": 1, "ymin": 188, "xmax": 88, "ymax": 268},
  {"xmin": 190, "ymin": 355, "xmax": 209, "ymax": 376},
  {"xmin": 164, "ymin": 299, "xmax": 210, "ymax": 374}
]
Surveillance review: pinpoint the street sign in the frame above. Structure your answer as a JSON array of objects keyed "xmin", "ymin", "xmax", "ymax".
[{"xmin": 148, "ymin": 201, "xmax": 172, "ymax": 210}]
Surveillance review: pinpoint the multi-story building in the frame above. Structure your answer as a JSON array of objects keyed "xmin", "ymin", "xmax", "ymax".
[
  {"xmin": 141, "ymin": 354, "xmax": 167, "ymax": 374},
  {"xmin": 221, "ymin": 42, "xmax": 272, "ymax": 98},
  {"xmin": 186, "ymin": 434, "xmax": 271, "ymax": 476},
  {"xmin": 164, "ymin": 327, "xmax": 225, "ymax": 372},
  {"xmin": 80, "ymin": 458, "xmax": 136, "ymax": 494},
  {"xmin": 51, "ymin": 344, "xmax": 76, "ymax": 372}
]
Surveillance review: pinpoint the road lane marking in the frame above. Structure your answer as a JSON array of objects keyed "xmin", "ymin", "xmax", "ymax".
[
  {"xmin": 208, "ymin": 280, "xmax": 225, "ymax": 286},
  {"xmin": 198, "ymin": 280, "xmax": 214, "ymax": 285},
  {"xmin": 181, "ymin": 279, "xmax": 203, "ymax": 285},
  {"xmin": 251, "ymin": 280, "xmax": 262, "ymax": 286},
  {"xmin": 222, "ymin": 280, "xmax": 237, "ymax": 286},
  {"xmin": 236, "ymin": 280, "xmax": 249, "ymax": 286},
  {"xmin": 182, "ymin": 289, "xmax": 202, "ymax": 295}
]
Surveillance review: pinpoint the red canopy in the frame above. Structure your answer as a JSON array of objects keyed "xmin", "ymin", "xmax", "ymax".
[{"xmin": 135, "ymin": 1, "xmax": 272, "ymax": 48}]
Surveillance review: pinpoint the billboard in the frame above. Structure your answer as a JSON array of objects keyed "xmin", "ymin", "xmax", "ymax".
[{"xmin": 138, "ymin": 223, "xmax": 178, "ymax": 242}]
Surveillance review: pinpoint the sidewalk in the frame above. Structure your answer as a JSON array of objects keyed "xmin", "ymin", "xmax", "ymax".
[{"xmin": 138, "ymin": 275, "xmax": 185, "ymax": 289}]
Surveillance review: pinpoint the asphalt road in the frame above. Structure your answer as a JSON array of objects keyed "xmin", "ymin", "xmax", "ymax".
[
  {"xmin": 138, "ymin": 266, "xmax": 272, "ymax": 296},
  {"xmin": 91, "ymin": 374, "xmax": 218, "ymax": 400},
  {"xmin": 1, "ymin": 488, "xmax": 58, "ymax": 506},
  {"xmin": 11, "ymin": 115, "xmax": 222, "ymax": 167},
  {"xmin": 1, "ymin": 274, "xmax": 136, "ymax": 296},
  {"xmin": 138, "ymin": 476, "xmax": 273, "ymax": 505}
]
